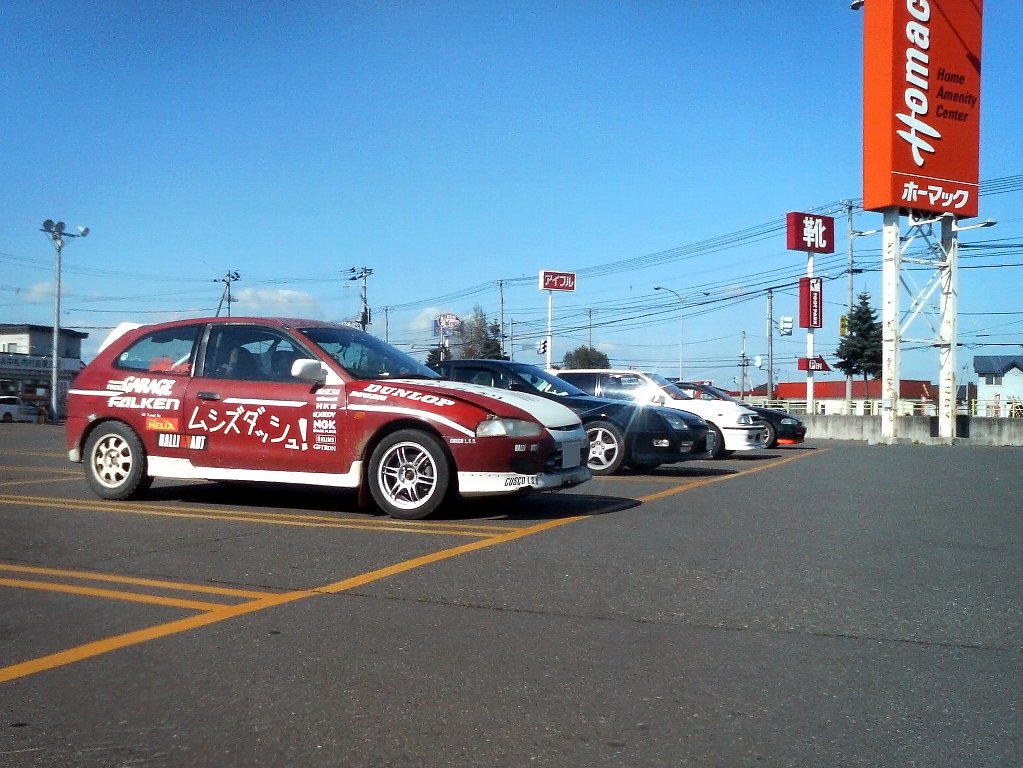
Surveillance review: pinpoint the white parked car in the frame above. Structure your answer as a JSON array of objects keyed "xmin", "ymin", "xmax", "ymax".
[
  {"xmin": 0, "ymin": 395, "xmax": 36, "ymax": 423},
  {"xmin": 555, "ymin": 369, "xmax": 768, "ymax": 459}
]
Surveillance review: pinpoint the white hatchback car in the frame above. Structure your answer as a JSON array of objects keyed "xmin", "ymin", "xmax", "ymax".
[
  {"xmin": 0, "ymin": 395, "xmax": 36, "ymax": 423},
  {"xmin": 555, "ymin": 369, "xmax": 768, "ymax": 459}
]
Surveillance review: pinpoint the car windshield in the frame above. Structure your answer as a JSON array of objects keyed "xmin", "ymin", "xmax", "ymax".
[
  {"xmin": 694, "ymin": 383, "xmax": 740, "ymax": 403},
  {"xmin": 509, "ymin": 364, "xmax": 588, "ymax": 397},
  {"xmin": 647, "ymin": 372, "xmax": 693, "ymax": 400},
  {"xmin": 298, "ymin": 325, "xmax": 439, "ymax": 380}
]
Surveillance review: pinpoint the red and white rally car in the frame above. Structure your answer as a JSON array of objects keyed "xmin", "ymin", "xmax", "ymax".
[{"xmin": 66, "ymin": 317, "xmax": 590, "ymax": 519}]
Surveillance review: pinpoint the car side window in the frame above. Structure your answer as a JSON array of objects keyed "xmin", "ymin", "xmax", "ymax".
[
  {"xmin": 561, "ymin": 372, "xmax": 596, "ymax": 394},
  {"xmin": 203, "ymin": 326, "xmax": 307, "ymax": 382},
  {"xmin": 600, "ymin": 374, "xmax": 644, "ymax": 400},
  {"xmin": 113, "ymin": 327, "xmax": 201, "ymax": 374}
]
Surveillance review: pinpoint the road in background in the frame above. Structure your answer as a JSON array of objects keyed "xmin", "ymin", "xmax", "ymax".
[{"xmin": 1, "ymin": 424, "xmax": 1019, "ymax": 767}]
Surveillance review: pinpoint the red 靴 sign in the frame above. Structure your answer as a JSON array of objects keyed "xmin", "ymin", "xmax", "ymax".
[{"xmin": 786, "ymin": 212, "xmax": 835, "ymax": 254}]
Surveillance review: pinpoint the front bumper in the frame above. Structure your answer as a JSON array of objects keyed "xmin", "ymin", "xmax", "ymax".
[
  {"xmin": 721, "ymin": 425, "xmax": 769, "ymax": 451},
  {"xmin": 629, "ymin": 427, "xmax": 711, "ymax": 465},
  {"xmin": 458, "ymin": 464, "xmax": 592, "ymax": 496}
]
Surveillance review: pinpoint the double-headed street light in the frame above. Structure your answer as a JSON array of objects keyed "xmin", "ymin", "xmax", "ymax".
[
  {"xmin": 654, "ymin": 286, "xmax": 709, "ymax": 381},
  {"xmin": 41, "ymin": 219, "xmax": 88, "ymax": 422}
]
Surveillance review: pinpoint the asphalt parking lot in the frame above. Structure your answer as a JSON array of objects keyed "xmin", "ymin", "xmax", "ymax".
[{"xmin": 2, "ymin": 423, "xmax": 1020, "ymax": 767}]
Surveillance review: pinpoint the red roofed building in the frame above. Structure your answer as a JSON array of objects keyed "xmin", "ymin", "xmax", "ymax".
[{"xmin": 745, "ymin": 379, "xmax": 937, "ymax": 416}]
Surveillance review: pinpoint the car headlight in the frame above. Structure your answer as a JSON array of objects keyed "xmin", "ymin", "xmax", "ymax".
[
  {"xmin": 736, "ymin": 414, "xmax": 756, "ymax": 426},
  {"xmin": 476, "ymin": 417, "xmax": 543, "ymax": 438},
  {"xmin": 660, "ymin": 412, "xmax": 688, "ymax": 430},
  {"xmin": 781, "ymin": 417, "xmax": 800, "ymax": 425}
]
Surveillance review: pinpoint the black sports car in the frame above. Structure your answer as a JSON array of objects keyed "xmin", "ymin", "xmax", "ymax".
[
  {"xmin": 675, "ymin": 382, "xmax": 806, "ymax": 449},
  {"xmin": 432, "ymin": 359, "xmax": 713, "ymax": 474}
]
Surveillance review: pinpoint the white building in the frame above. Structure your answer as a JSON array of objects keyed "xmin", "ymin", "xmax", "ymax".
[
  {"xmin": 973, "ymin": 355, "xmax": 1023, "ymax": 417},
  {"xmin": 0, "ymin": 324, "xmax": 89, "ymax": 418}
]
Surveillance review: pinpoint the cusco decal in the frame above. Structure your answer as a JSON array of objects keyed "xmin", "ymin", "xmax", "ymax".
[{"xmin": 504, "ymin": 475, "xmax": 541, "ymax": 487}]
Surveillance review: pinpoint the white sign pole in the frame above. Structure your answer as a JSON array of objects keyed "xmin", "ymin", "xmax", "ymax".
[
  {"xmin": 806, "ymin": 251, "xmax": 815, "ymax": 415},
  {"xmin": 546, "ymin": 290, "xmax": 553, "ymax": 369}
]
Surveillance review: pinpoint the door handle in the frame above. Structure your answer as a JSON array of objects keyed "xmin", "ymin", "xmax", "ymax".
[{"xmin": 197, "ymin": 391, "xmax": 221, "ymax": 401}]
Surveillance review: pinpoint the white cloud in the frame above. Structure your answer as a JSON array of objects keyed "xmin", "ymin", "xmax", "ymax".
[{"xmin": 231, "ymin": 288, "xmax": 321, "ymax": 318}]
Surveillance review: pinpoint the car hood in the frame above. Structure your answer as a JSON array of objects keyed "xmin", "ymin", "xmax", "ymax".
[
  {"xmin": 664, "ymin": 397, "xmax": 757, "ymax": 421},
  {"xmin": 382, "ymin": 379, "xmax": 582, "ymax": 429}
]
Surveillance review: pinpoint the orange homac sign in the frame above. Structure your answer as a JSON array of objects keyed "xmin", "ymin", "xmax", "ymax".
[{"xmin": 863, "ymin": 0, "xmax": 984, "ymax": 218}]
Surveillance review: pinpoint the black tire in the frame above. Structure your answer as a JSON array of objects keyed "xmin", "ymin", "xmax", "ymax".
[
  {"xmin": 584, "ymin": 421, "xmax": 627, "ymax": 475},
  {"xmin": 761, "ymin": 421, "xmax": 778, "ymax": 449},
  {"xmin": 708, "ymin": 424, "xmax": 727, "ymax": 459},
  {"xmin": 84, "ymin": 422, "xmax": 152, "ymax": 500},
  {"xmin": 1, "ymin": 413, "xmax": 12, "ymax": 423},
  {"xmin": 367, "ymin": 429, "xmax": 450, "ymax": 520}
]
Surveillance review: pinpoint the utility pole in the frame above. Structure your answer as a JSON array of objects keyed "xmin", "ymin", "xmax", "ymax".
[
  {"xmin": 497, "ymin": 280, "xmax": 505, "ymax": 358},
  {"xmin": 346, "ymin": 267, "xmax": 373, "ymax": 330},
  {"xmin": 766, "ymin": 289, "xmax": 774, "ymax": 402},
  {"xmin": 739, "ymin": 331, "xmax": 749, "ymax": 398},
  {"xmin": 215, "ymin": 270, "xmax": 241, "ymax": 317},
  {"xmin": 40, "ymin": 219, "xmax": 89, "ymax": 421}
]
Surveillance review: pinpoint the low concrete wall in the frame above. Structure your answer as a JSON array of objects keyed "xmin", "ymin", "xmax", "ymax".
[{"xmin": 804, "ymin": 414, "xmax": 1023, "ymax": 446}]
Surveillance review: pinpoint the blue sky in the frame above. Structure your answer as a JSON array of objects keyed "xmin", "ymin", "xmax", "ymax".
[{"xmin": 3, "ymin": 1, "xmax": 1021, "ymax": 387}]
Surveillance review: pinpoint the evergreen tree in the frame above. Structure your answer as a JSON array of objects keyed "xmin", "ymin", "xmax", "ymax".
[
  {"xmin": 454, "ymin": 305, "xmax": 504, "ymax": 359},
  {"xmin": 425, "ymin": 343, "xmax": 451, "ymax": 366},
  {"xmin": 562, "ymin": 345, "xmax": 610, "ymax": 369},
  {"xmin": 835, "ymin": 291, "xmax": 882, "ymax": 385}
]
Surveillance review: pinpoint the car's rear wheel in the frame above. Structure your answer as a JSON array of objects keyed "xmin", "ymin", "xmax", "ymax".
[
  {"xmin": 84, "ymin": 422, "xmax": 152, "ymax": 500},
  {"xmin": 1, "ymin": 413, "xmax": 12, "ymax": 423},
  {"xmin": 584, "ymin": 421, "xmax": 626, "ymax": 475},
  {"xmin": 368, "ymin": 429, "xmax": 450, "ymax": 519}
]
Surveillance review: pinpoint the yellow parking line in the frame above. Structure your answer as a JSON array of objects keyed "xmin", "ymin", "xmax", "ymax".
[
  {"xmin": 637, "ymin": 449, "xmax": 828, "ymax": 503},
  {"xmin": 0, "ymin": 514, "xmax": 587, "ymax": 685},
  {"xmin": 0, "ymin": 564, "xmax": 271, "ymax": 600},
  {"xmin": 0, "ymin": 494, "xmax": 515, "ymax": 538},
  {"xmin": 0, "ymin": 578, "xmax": 234, "ymax": 612},
  {"xmin": 0, "ymin": 454, "xmax": 816, "ymax": 684}
]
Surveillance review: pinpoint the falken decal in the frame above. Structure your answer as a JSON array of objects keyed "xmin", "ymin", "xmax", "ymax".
[{"xmin": 106, "ymin": 376, "xmax": 182, "ymax": 411}]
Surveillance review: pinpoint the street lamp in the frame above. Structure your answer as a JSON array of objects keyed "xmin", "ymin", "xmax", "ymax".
[
  {"xmin": 654, "ymin": 286, "xmax": 708, "ymax": 381},
  {"xmin": 41, "ymin": 219, "xmax": 88, "ymax": 422}
]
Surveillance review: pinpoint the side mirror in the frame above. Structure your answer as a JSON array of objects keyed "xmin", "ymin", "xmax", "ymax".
[{"xmin": 292, "ymin": 358, "xmax": 327, "ymax": 384}]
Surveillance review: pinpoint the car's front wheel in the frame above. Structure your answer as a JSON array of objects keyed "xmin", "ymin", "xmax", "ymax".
[
  {"xmin": 368, "ymin": 430, "xmax": 451, "ymax": 519},
  {"xmin": 584, "ymin": 421, "xmax": 626, "ymax": 475},
  {"xmin": 761, "ymin": 421, "xmax": 778, "ymax": 449},
  {"xmin": 84, "ymin": 422, "xmax": 152, "ymax": 500},
  {"xmin": 708, "ymin": 424, "xmax": 728, "ymax": 459}
]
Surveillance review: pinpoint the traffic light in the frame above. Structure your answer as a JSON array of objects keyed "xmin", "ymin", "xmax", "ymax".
[
  {"xmin": 778, "ymin": 316, "xmax": 794, "ymax": 336},
  {"xmin": 536, "ymin": 339, "xmax": 548, "ymax": 355},
  {"xmin": 839, "ymin": 314, "xmax": 848, "ymax": 336}
]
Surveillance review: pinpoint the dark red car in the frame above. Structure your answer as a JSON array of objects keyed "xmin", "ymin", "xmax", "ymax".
[{"xmin": 66, "ymin": 317, "xmax": 590, "ymax": 519}]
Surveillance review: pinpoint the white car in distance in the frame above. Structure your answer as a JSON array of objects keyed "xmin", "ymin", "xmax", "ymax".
[{"xmin": 555, "ymin": 369, "xmax": 768, "ymax": 459}]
